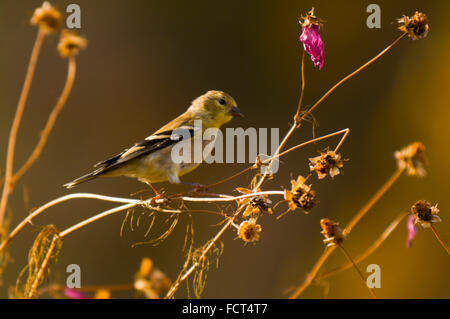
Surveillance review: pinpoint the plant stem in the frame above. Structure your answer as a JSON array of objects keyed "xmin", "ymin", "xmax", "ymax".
[
  {"xmin": 13, "ymin": 56, "xmax": 77, "ymax": 183},
  {"xmin": 294, "ymin": 51, "xmax": 306, "ymax": 125},
  {"xmin": 430, "ymin": 225, "xmax": 450, "ymax": 254},
  {"xmin": 289, "ymin": 246, "xmax": 336, "ymax": 299},
  {"xmin": 338, "ymin": 244, "xmax": 378, "ymax": 299},
  {"xmin": 317, "ymin": 212, "xmax": 407, "ymax": 281},
  {"xmin": 26, "ymin": 235, "xmax": 59, "ymax": 299},
  {"xmin": 0, "ymin": 27, "xmax": 46, "ymax": 228},
  {"xmin": 300, "ymin": 33, "xmax": 406, "ymax": 121},
  {"xmin": 343, "ymin": 167, "xmax": 403, "ymax": 236},
  {"xmin": 289, "ymin": 167, "xmax": 403, "ymax": 298}
]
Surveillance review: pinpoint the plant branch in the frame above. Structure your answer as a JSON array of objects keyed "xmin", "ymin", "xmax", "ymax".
[
  {"xmin": 13, "ymin": 56, "xmax": 77, "ymax": 183},
  {"xmin": 338, "ymin": 244, "xmax": 377, "ymax": 299},
  {"xmin": 317, "ymin": 211, "xmax": 407, "ymax": 281},
  {"xmin": 0, "ymin": 27, "xmax": 46, "ymax": 228},
  {"xmin": 430, "ymin": 225, "xmax": 450, "ymax": 254}
]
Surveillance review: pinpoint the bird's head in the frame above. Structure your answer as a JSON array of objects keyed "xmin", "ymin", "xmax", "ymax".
[{"xmin": 190, "ymin": 90, "xmax": 243, "ymax": 128}]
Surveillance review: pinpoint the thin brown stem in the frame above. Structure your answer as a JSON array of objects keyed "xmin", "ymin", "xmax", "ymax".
[
  {"xmin": 294, "ymin": 51, "xmax": 306, "ymax": 125},
  {"xmin": 13, "ymin": 56, "xmax": 77, "ymax": 183},
  {"xmin": 343, "ymin": 167, "xmax": 403, "ymax": 236},
  {"xmin": 289, "ymin": 246, "xmax": 336, "ymax": 299},
  {"xmin": 0, "ymin": 27, "xmax": 46, "ymax": 228},
  {"xmin": 338, "ymin": 244, "xmax": 378, "ymax": 299},
  {"xmin": 430, "ymin": 225, "xmax": 450, "ymax": 254},
  {"xmin": 300, "ymin": 33, "xmax": 406, "ymax": 121},
  {"xmin": 317, "ymin": 212, "xmax": 407, "ymax": 281},
  {"xmin": 166, "ymin": 208, "xmax": 244, "ymax": 298},
  {"xmin": 290, "ymin": 168, "xmax": 403, "ymax": 298},
  {"xmin": 26, "ymin": 235, "xmax": 59, "ymax": 299},
  {"xmin": 278, "ymin": 128, "xmax": 349, "ymax": 159}
]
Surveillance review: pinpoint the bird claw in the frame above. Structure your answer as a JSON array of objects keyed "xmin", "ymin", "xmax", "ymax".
[
  {"xmin": 149, "ymin": 193, "xmax": 169, "ymax": 206},
  {"xmin": 187, "ymin": 183, "xmax": 208, "ymax": 196}
]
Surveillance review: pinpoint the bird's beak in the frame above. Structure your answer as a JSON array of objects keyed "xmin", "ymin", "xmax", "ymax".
[{"xmin": 228, "ymin": 106, "xmax": 244, "ymax": 118}]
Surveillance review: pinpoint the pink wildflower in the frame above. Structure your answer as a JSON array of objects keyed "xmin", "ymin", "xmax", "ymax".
[
  {"xmin": 406, "ymin": 215, "xmax": 418, "ymax": 248},
  {"xmin": 299, "ymin": 8, "xmax": 324, "ymax": 69}
]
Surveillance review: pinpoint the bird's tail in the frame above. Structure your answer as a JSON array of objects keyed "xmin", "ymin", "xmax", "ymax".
[{"xmin": 64, "ymin": 173, "xmax": 97, "ymax": 189}]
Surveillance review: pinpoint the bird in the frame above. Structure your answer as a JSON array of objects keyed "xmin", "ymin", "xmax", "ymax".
[{"xmin": 64, "ymin": 90, "xmax": 243, "ymax": 192}]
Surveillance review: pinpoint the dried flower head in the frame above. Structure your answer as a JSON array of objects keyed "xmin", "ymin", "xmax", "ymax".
[
  {"xmin": 397, "ymin": 11, "xmax": 429, "ymax": 40},
  {"xmin": 57, "ymin": 29, "xmax": 88, "ymax": 58},
  {"xmin": 134, "ymin": 257, "xmax": 171, "ymax": 299},
  {"xmin": 299, "ymin": 7, "xmax": 324, "ymax": 69},
  {"xmin": 394, "ymin": 142, "xmax": 426, "ymax": 177},
  {"xmin": 406, "ymin": 215, "xmax": 418, "ymax": 248},
  {"xmin": 237, "ymin": 218, "xmax": 262, "ymax": 243},
  {"xmin": 320, "ymin": 218, "xmax": 344, "ymax": 247},
  {"xmin": 284, "ymin": 176, "xmax": 318, "ymax": 213},
  {"xmin": 30, "ymin": 1, "xmax": 61, "ymax": 33},
  {"xmin": 309, "ymin": 150, "xmax": 344, "ymax": 179},
  {"xmin": 411, "ymin": 200, "xmax": 441, "ymax": 229},
  {"xmin": 236, "ymin": 187, "xmax": 273, "ymax": 218}
]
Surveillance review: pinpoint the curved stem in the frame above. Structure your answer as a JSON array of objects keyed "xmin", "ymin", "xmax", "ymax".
[
  {"xmin": 0, "ymin": 193, "xmax": 174, "ymax": 252},
  {"xmin": 294, "ymin": 51, "xmax": 306, "ymax": 125},
  {"xmin": 290, "ymin": 167, "xmax": 403, "ymax": 298},
  {"xmin": 300, "ymin": 33, "xmax": 406, "ymax": 121},
  {"xmin": 317, "ymin": 211, "xmax": 407, "ymax": 281},
  {"xmin": 0, "ymin": 27, "xmax": 46, "ymax": 228},
  {"xmin": 13, "ymin": 56, "xmax": 77, "ymax": 183},
  {"xmin": 165, "ymin": 206, "xmax": 245, "ymax": 298}
]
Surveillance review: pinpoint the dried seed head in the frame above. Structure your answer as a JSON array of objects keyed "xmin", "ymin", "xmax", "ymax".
[
  {"xmin": 238, "ymin": 218, "xmax": 262, "ymax": 243},
  {"xmin": 30, "ymin": 2, "xmax": 61, "ymax": 33},
  {"xmin": 57, "ymin": 29, "xmax": 88, "ymax": 58},
  {"xmin": 394, "ymin": 142, "xmax": 426, "ymax": 177},
  {"xmin": 236, "ymin": 187, "xmax": 273, "ymax": 217},
  {"xmin": 309, "ymin": 150, "xmax": 344, "ymax": 179},
  {"xmin": 284, "ymin": 176, "xmax": 318, "ymax": 213},
  {"xmin": 397, "ymin": 11, "xmax": 429, "ymax": 40},
  {"xmin": 411, "ymin": 200, "xmax": 441, "ymax": 229},
  {"xmin": 320, "ymin": 218, "xmax": 344, "ymax": 247},
  {"xmin": 134, "ymin": 257, "xmax": 171, "ymax": 299}
]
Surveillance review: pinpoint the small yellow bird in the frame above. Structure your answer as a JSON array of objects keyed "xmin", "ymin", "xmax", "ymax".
[{"xmin": 64, "ymin": 90, "xmax": 242, "ymax": 190}]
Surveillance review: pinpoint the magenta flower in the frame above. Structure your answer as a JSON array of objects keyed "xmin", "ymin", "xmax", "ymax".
[
  {"xmin": 64, "ymin": 288, "xmax": 89, "ymax": 299},
  {"xmin": 299, "ymin": 8, "xmax": 324, "ymax": 70},
  {"xmin": 406, "ymin": 215, "xmax": 418, "ymax": 248}
]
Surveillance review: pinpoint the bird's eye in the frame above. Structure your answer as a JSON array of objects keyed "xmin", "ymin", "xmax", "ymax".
[{"xmin": 218, "ymin": 98, "xmax": 226, "ymax": 105}]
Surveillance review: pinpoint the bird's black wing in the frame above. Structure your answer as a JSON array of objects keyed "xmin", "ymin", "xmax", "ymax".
[{"xmin": 64, "ymin": 126, "xmax": 195, "ymax": 188}]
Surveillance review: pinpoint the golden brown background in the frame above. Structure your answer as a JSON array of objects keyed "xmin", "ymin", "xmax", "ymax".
[{"xmin": 0, "ymin": 0, "xmax": 448, "ymax": 298}]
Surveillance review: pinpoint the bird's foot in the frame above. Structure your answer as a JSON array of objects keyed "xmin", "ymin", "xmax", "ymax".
[
  {"xmin": 182, "ymin": 182, "xmax": 208, "ymax": 196},
  {"xmin": 149, "ymin": 192, "xmax": 169, "ymax": 206}
]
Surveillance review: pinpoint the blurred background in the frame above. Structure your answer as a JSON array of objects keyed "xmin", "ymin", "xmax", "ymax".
[{"xmin": 0, "ymin": 0, "xmax": 448, "ymax": 298}]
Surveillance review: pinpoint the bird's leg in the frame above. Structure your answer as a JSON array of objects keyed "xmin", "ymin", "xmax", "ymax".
[
  {"xmin": 179, "ymin": 180, "xmax": 208, "ymax": 196},
  {"xmin": 147, "ymin": 182, "xmax": 168, "ymax": 205}
]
